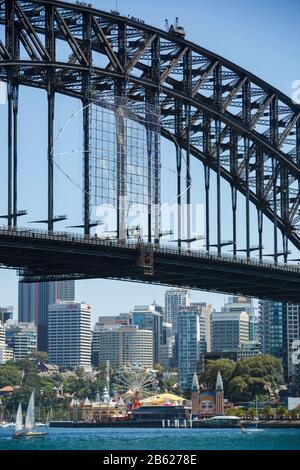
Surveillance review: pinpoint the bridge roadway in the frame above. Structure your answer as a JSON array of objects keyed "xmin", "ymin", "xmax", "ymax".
[{"xmin": 0, "ymin": 227, "xmax": 300, "ymax": 302}]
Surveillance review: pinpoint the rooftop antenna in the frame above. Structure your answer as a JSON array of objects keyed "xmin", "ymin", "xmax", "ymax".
[
  {"xmin": 165, "ymin": 19, "xmax": 169, "ymax": 32},
  {"xmin": 116, "ymin": 0, "xmax": 118, "ymax": 10},
  {"xmin": 175, "ymin": 17, "xmax": 179, "ymax": 27}
]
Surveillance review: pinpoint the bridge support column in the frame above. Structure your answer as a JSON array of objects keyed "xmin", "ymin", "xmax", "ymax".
[
  {"xmin": 12, "ymin": 83, "xmax": 19, "ymax": 227},
  {"xmin": 257, "ymin": 209, "xmax": 263, "ymax": 261},
  {"xmin": 231, "ymin": 186, "xmax": 237, "ymax": 256},
  {"xmin": 47, "ymin": 80, "xmax": 55, "ymax": 232},
  {"xmin": 216, "ymin": 120, "xmax": 222, "ymax": 256},
  {"xmin": 175, "ymin": 102, "xmax": 183, "ymax": 249},
  {"xmin": 7, "ymin": 79, "xmax": 13, "ymax": 227},
  {"xmin": 184, "ymin": 50, "xmax": 192, "ymax": 250},
  {"xmin": 82, "ymin": 12, "xmax": 92, "ymax": 237},
  {"xmin": 204, "ymin": 165, "xmax": 210, "ymax": 252},
  {"xmin": 272, "ymin": 157, "xmax": 278, "ymax": 265},
  {"xmin": 245, "ymin": 137, "xmax": 250, "ymax": 259}
]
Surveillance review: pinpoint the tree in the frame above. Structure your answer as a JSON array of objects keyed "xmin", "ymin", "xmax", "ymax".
[
  {"xmin": 233, "ymin": 356, "xmax": 284, "ymax": 392},
  {"xmin": 0, "ymin": 364, "xmax": 22, "ymax": 388},
  {"xmin": 28, "ymin": 351, "xmax": 48, "ymax": 365},
  {"xmin": 225, "ymin": 355, "xmax": 285, "ymax": 403},
  {"xmin": 227, "ymin": 376, "xmax": 251, "ymax": 402},
  {"xmin": 247, "ymin": 408, "xmax": 257, "ymax": 420},
  {"xmin": 262, "ymin": 405, "xmax": 275, "ymax": 420},
  {"xmin": 200, "ymin": 359, "xmax": 236, "ymax": 394},
  {"xmin": 277, "ymin": 405, "xmax": 288, "ymax": 420}
]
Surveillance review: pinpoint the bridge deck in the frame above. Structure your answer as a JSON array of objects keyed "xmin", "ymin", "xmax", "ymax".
[{"xmin": 0, "ymin": 227, "xmax": 300, "ymax": 302}]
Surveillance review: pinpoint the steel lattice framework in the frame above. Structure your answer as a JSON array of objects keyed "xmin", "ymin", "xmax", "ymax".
[{"xmin": 0, "ymin": 0, "xmax": 300, "ymax": 301}]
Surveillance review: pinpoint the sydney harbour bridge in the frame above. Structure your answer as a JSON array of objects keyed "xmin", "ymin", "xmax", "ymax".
[{"xmin": 0, "ymin": 0, "xmax": 300, "ymax": 303}]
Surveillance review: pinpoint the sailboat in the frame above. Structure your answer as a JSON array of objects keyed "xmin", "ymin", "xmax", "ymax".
[
  {"xmin": 241, "ymin": 397, "xmax": 263, "ymax": 433},
  {"xmin": 13, "ymin": 391, "xmax": 48, "ymax": 438}
]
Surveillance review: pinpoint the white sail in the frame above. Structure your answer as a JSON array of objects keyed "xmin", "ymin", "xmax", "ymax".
[
  {"xmin": 15, "ymin": 402, "xmax": 24, "ymax": 432},
  {"xmin": 25, "ymin": 391, "xmax": 35, "ymax": 431}
]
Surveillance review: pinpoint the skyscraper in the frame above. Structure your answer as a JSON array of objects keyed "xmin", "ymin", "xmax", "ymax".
[
  {"xmin": 178, "ymin": 305, "xmax": 206, "ymax": 390},
  {"xmin": 259, "ymin": 300, "xmax": 283, "ymax": 359},
  {"xmin": 211, "ymin": 310, "xmax": 249, "ymax": 352},
  {"xmin": 18, "ymin": 280, "xmax": 75, "ymax": 352},
  {"xmin": 132, "ymin": 304, "xmax": 163, "ymax": 365},
  {"xmin": 48, "ymin": 302, "xmax": 91, "ymax": 369},
  {"xmin": 260, "ymin": 301, "xmax": 300, "ymax": 386},
  {"xmin": 164, "ymin": 289, "xmax": 190, "ymax": 334},
  {"xmin": 92, "ymin": 323, "xmax": 153, "ymax": 369},
  {"xmin": 283, "ymin": 303, "xmax": 300, "ymax": 384},
  {"xmin": 222, "ymin": 296, "xmax": 259, "ymax": 341}
]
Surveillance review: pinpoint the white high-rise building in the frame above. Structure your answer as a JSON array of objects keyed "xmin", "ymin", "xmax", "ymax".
[
  {"xmin": 92, "ymin": 324, "xmax": 153, "ymax": 369},
  {"xmin": 6, "ymin": 323, "xmax": 37, "ymax": 361},
  {"xmin": 48, "ymin": 302, "xmax": 91, "ymax": 369},
  {"xmin": 178, "ymin": 306, "xmax": 205, "ymax": 390},
  {"xmin": 164, "ymin": 289, "xmax": 190, "ymax": 333},
  {"xmin": 0, "ymin": 322, "xmax": 14, "ymax": 364}
]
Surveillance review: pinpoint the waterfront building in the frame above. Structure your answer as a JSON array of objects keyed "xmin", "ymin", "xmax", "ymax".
[
  {"xmin": 222, "ymin": 296, "xmax": 259, "ymax": 341},
  {"xmin": 48, "ymin": 302, "xmax": 91, "ymax": 369},
  {"xmin": 92, "ymin": 324, "xmax": 153, "ymax": 369},
  {"xmin": 132, "ymin": 304, "xmax": 163, "ymax": 364},
  {"xmin": 191, "ymin": 371, "xmax": 228, "ymax": 418},
  {"xmin": 178, "ymin": 306, "xmax": 207, "ymax": 389},
  {"xmin": 5, "ymin": 322, "xmax": 37, "ymax": 361},
  {"xmin": 164, "ymin": 289, "xmax": 190, "ymax": 334},
  {"xmin": 211, "ymin": 310, "xmax": 249, "ymax": 352},
  {"xmin": 69, "ymin": 396, "xmax": 127, "ymax": 422}
]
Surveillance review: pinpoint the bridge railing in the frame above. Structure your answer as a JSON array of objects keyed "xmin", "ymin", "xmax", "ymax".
[{"xmin": 0, "ymin": 225, "xmax": 299, "ymax": 273}]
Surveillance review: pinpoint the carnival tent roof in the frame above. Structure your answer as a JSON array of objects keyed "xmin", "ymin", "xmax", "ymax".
[{"xmin": 141, "ymin": 392, "xmax": 184, "ymax": 406}]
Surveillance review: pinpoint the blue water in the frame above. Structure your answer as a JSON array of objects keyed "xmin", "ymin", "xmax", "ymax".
[{"xmin": 0, "ymin": 427, "xmax": 300, "ymax": 450}]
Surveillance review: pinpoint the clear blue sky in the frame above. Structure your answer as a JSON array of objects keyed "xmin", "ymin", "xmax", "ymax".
[{"xmin": 0, "ymin": 0, "xmax": 299, "ymax": 325}]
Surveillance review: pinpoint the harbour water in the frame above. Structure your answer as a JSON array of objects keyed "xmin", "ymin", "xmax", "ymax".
[{"xmin": 0, "ymin": 427, "xmax": 300, "ymax": 450}]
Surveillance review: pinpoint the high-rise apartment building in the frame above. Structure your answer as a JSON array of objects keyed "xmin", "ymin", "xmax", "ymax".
[
  {"xmin": 5, "ymin": 323, "xmax": 37, "ymax": 361},
  {"xmin": 164, "ymin": 289, "xmax": 190, "ymax": 333},
  {"xmin": 211, "ymin": 310, "xmax": 249, "ymax": 352},
  {"xmin": 132, "ymin": 304, "xmax": 163, "ymax": 365},
  {"xmin": 283, "ymin": 303, "xmax": 300, "ymax": 383},
  {"xmin": 178, "ymin": 306, "xmax": 207, "ymax": 389},
  {"xmin": 259, "ymin": 300, "xmax": 283, "ymax": 359},
  {"xmin": 92, "ymin": 323, "xmax": 153, "ymax": 369},
  {"xmin": 48, "ymin": 302, "xmax": 91, "ymax": 369},
  {"xmin": 222, "ymin": 296, "xmax": 259, "ymax": 341},
  {"xmin": 18, "ymin": 280, "xmax": 75, "ymax": 352}
]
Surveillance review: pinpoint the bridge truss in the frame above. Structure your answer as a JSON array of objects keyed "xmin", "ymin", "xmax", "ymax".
[{"xmin": 0, "ymin": 0, "xmax": 300, "ymax": 299}]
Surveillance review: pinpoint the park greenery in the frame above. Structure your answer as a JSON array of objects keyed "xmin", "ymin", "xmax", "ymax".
[
  {"xmin": 0, "ymin": 353, "xmax": 295, "ymax": 422},
  {"xmin": 199, "ymin": 355, "xmax": 285, "ymax": 402}
]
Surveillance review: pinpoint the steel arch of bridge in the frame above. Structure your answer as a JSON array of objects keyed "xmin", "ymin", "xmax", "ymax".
[{"xmin": 0, "ymin": 0, "xmax": 300, "ymax": 266}]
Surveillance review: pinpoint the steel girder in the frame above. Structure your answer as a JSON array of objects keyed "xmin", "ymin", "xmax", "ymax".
[{"xmin": 0, "ymin": 0, "xmax": 300, "ymax": 261}]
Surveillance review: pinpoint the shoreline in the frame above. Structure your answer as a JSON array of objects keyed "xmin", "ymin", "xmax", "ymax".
[{"xmin": 49, "ymin": 420, "xmax": 300, "ymax": 429}]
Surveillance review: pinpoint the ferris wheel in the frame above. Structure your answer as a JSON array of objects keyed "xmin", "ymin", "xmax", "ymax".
[{"xmin": 113, "ymin": 365, "xmax": 158, "ymax": 401}]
